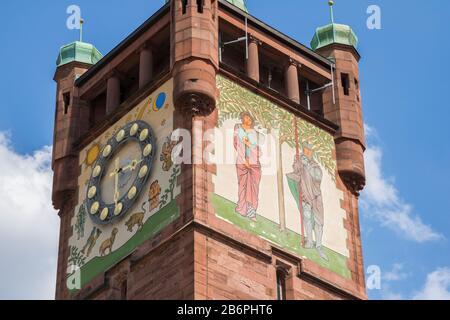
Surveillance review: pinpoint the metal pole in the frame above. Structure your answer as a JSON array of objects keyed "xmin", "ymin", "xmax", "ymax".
[
  {"xmin": 268, "ymin": 67, "xmax": 273, "ymax": 89},
  {"xmin": 80, "ymin": 18, "xmax": 84, "ymax": 42},
  {"xmin": 245, "ymin": 16, "xmax": 249, "ymax": 60},
  {"xmin": 329, "ymin": 0, "xmax": 335, "ymax": 24},
  {"xmin": 219, "ymin": 32, "xmax": 222, "ymax": 63},
  {"xmin": 331, "ymin": 63, "xmax": 336, "ymax": 105},
  {"xmin": 294, "ymin": 118, "xmax": 305, "ymax": 248},
  {"xmin": 306, "ymin": 80, "xmax": 311, "ymax": 111}
]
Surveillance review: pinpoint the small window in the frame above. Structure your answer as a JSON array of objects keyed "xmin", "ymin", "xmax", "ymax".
[
  {"xmin": 267, "ymin": 67, "xmax": 274, "ymax": 89},
  {"xmin": 276, "ymin": 270, "xmax": 286, "ymax": 301},
  {"xmin": 341, "ymin": 73, "xmax": 350, "ymax": 96},
  {"xmin": 182, "ymin": 0, "xmax": 188, "ymax": 14},
  {"xmin": 63, "ymin": 92, "xmax": 71, "ymax": 115},
  {"xmin": 211, "ymin": 0, "xmax": 216, "ymax": 20},
  {"xmin": 197, "ymin": 0, "xmax": 204, "ymax": 13},
  {"xmin": 121, "ymin": 280, "xmax": 128, "ymax": 300},
  {"xmin": 355, "ymin": 78, "xmax": 360, "ymax": 102}
]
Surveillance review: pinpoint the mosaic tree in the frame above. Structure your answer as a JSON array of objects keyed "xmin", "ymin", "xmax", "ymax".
[
  {"xmin": 217, "ymin": 76, "xmax": 290, "ymax": 229},
  {"xmin": 74, "ymin": 204, "xmax": 87, "ymax": 240},
  {"xmin": 217, "ymin": 76, "xmax": 336, "ymax": 231}
]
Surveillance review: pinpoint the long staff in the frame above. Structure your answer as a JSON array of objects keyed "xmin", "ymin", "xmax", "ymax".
[{"xmin": 294, "ymin": 118, "xmax": 305, "ymax": 248}]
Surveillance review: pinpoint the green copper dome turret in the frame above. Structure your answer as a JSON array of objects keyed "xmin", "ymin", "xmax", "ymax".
[
  {"xmin": 311, "ymin": 23, "xmax": 358, "ymax": 51},
  {"xmin": 310, "ymin": 1, "xmax": 358, "ymax": 51},
  {"xmin": 225, "ymin": 0, "xmax": 248, "ymax": 12},
  {"xmin": 56, "ymin": 41, "xmax": 103, "ymax": 67}
]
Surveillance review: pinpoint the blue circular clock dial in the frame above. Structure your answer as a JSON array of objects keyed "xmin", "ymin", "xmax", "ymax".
[{"xmin": 86, "ymin": 121, "xmax": 156, "ymax": 225}]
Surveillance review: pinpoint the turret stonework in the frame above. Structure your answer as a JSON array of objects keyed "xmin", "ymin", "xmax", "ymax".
[
  {"xmin": 311, "ymin": 3, "xmax": 366, "ymax": 194},
  {"xmin": 52, "ymin": 0, "xmax": 367, "ymax": 300},
  {"xmin": 171, "ymin": 0, "xmax": 219, "ymax": 116}
]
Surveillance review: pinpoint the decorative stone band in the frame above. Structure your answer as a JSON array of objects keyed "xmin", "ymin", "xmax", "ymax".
[
  {"xmin": 287, "ymin": 57, "xmax": 302, "ymax": 69},
  {"xmin": 176, "ymin": 93, "xmax": 216, "ymax": 117},
  {"xmin": 341, "ymin": 172, "xmax": 366, "ymax": 196},
  {"xmin": 248, "ymin": 34, "xmax": 263, "ymax": 46}
]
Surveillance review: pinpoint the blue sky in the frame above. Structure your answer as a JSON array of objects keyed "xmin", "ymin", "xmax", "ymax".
[{"xmin": 0, "ymin": 0, "xmax": 449, "ymax": 300}]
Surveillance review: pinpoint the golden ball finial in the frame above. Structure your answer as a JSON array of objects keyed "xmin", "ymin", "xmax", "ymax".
[{"xmin": 329, "ymin": 0, "xmax": 334, "ymax": 6}]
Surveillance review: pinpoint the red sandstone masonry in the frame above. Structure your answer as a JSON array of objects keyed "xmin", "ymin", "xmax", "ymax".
[
  {"xmin": 53, "ymin": 1, "xmax": 367, "ymax": 300},
  {"xmin": 187, "ymin": 69, "xmax": 367, "ymax": 299}
]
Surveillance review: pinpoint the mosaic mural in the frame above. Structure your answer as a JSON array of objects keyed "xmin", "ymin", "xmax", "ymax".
[
  {"xmin": 67, "ymin": 79, "xmax": 181, "ymax": 291},
  {"xmin": 213, "ymin": 75, "xmax": 350, "ymax": 278}
]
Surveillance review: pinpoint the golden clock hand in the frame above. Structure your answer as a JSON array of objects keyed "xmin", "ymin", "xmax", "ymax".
[
  {"xmin": 109, "ymin": 162, "xmax": 121, "ymax": 178},
  {"xmin": 108, "ymin": 158, "xmax": 142, "ymax": 177},
  {"xmin": 121, "ymin": 164, "xmax": 133, "ymax": 172},
  {"xmin": 132, "ymin": 158, "xmax": 144, "ymax": 170},
  {"xmin": 122, "ymin": 158, "xmax": 144, "ymax": 172},
  {"xmin": 114, "ymin": 174, "xmax": 119, "ymax": 204},
  {"xmin": 113, "ymin": 157, "xmax": 120, "ymax": 205}
]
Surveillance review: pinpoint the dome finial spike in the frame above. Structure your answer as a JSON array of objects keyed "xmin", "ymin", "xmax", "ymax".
[
  {"xmin": 329, "ymin": 0, "xmax": 335, "ymax": 24},
  {"xmin": 79, "ymin": 18, "xmax": 85, "ymax": 42}
]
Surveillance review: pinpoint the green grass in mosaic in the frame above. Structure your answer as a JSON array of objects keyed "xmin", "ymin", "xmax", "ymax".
[
  {"xmin": 212, "ymin": 193, "xmax": 351, "ymax": 279},
  {"xmin": 71, "ymin": 200, "xmax": 180, "ymax": 293}
]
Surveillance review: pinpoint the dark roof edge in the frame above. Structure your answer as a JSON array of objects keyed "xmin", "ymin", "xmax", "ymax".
[
  {"xmin": 317, "ymin": 42, "xmax": 361, "ymax": 62},
  {"xmin": 219, "ymin": 66, "xmax": 339, "ymax": 135},
  {"xmin": 75, "ymin": 1, "xmax": 332, "ymax": 87},
  {"xmin": 219, "ymin": 0, "xmax": 333, "ymax": 69},
  {"xmin": 75, "ymin": 3, "xmax": 170, "ymax": 87}
]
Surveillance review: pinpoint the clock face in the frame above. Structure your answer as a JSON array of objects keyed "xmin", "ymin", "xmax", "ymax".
[{"xmin": 86, "ymin": 121, "xmax": 156, "ymax": 225}]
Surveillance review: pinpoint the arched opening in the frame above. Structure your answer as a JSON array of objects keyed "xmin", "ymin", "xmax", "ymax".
[
  {"xmin": 197, "ymin": 0, "xmax": 204, "ymax": 13},
  {"xmin": 276, "ymin": 269, "xmax": 287, "ymax": 301}
]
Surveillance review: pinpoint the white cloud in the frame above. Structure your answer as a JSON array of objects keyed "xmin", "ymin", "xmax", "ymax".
[
  {"xmin": 360, "ymin": 126, "xmax": 442, "ymax": 243},
  {"xmin": 363, "ymin": 123, "xmax": 377, "ymax": 140},
  {"xmin": 383, "ymin": 263, "xmax": 410, "ymax": 282},
  {"xmin": 0, "ymin": 132, "xmax": 59, "ymax": 300},
  {"xmin": 378, "ymin": 265, "xmax": 450, "ymax": 300},
  {"xmin": 378, "ymin": 263, "xmax": 409, "ymax": 300},
  {"xmin": 414, "ymin": 268, "xmax": 450, "ymax": 300},
  {"xmin": 381, "ymin": 285, "xmax": 404, "ymax": 300}
]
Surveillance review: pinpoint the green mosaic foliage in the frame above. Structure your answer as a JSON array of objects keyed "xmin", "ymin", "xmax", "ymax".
[
  {"xmin": 217, "ymin": 75, "xmax": 336, "ymax": 178},
  {"xmin": 75, "ymin": 204, "xmax": 87, "ymax": 240},
  {"xmin": 160, "ymin": 165, "xmax": 181, "ymax": 210},
  {"xmin": 68, "ymin": 246, "xmax": 86, "ymax": 269}
]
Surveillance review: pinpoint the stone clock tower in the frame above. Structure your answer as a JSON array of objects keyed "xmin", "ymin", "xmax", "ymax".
[{"xmin": 52, "ymin": 0, "xmax": 367, "ymax": 300}]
